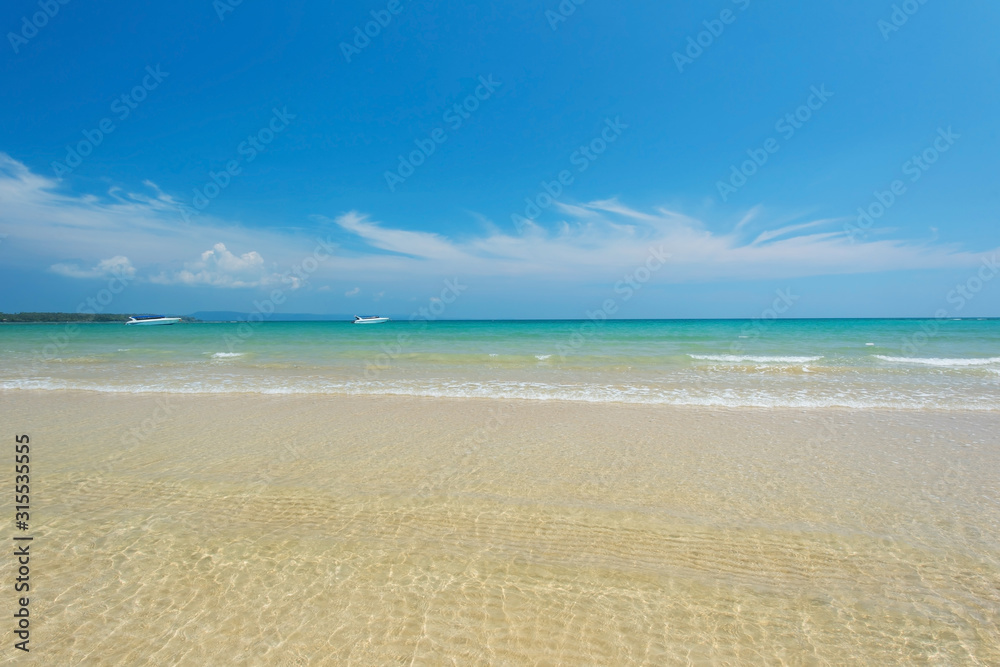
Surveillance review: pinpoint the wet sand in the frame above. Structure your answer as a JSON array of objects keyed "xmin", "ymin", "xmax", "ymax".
[{"xmin": 2, "ymin": 390, "xmax": 999, "ymax": 664}]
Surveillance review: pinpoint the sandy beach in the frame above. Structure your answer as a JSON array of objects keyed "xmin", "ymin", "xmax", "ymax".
[{"xmin": 3, "ymin": 390, "xmax": 998, "ymax": 664}]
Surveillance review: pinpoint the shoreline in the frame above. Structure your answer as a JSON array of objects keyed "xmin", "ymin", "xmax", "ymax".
[{"xmin": 4, "ymin": 387, "xmax": 999, "ymax": 412}]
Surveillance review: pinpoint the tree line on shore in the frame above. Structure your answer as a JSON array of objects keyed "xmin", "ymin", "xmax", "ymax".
[{"xmin": 0, "ymin": 312, "xmax": 197, "ymax": 323}]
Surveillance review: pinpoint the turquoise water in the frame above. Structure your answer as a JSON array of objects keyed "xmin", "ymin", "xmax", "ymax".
[{"xmin": 2, "ymin": 319, "xmax": 998, "ymax": 409}]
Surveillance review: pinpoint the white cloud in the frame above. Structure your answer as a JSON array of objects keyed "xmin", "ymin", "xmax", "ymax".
[
  {"xmin": 344, "ymin": 287, "xmax": 360, "ymax": 297},
  {"xmin": 0, "ymin": 153, "xmax": 312, "ymax": 282},
  {"xmin": 151, "ymin": 243, "xmax": 291, "ymax": 289},
  {"xmin": 321, "ymin": 201, "xmax": 994, "ymax": 283},
  {"xmin": 50, "ymin": 255, "xmax": 136, "ymax": 280},
  {"xmin": 1, "ymin": 153, "xmax": 997, "ymax": 294},
  {"xmin": 329, "ymin": 211, "xmax": 467, "ymax": 261}
]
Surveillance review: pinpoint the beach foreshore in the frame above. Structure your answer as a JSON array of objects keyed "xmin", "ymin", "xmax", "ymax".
[{"xmin": 3, "ymin": 390, "xmax": 998, "ymax": 664}]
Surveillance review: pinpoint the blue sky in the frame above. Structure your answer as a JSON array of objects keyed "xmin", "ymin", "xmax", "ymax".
[{"xmin": 1, "ymin": 0, "xmax": 998, "ymax": 318}]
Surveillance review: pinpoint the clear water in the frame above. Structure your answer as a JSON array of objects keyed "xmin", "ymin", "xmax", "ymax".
[
  {"xmin": 4, "ymin": 321, "xmax": 999, "ymax": 663},
  {"xmin": 2, "ymin": 318, "xmax": 998, "ymax": 409}
]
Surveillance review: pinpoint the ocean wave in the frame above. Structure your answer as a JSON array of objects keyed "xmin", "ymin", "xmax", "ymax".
[
  {"xmin": 689, "ymin": 354, "xmax": 823, "ymax": 364},
  {"xmin": 211, "ymin": 352, "xmax": 244, "ymax": 359},
  {"xmin": 874, "ymin": 355, "xmax": 1000, "ymax": 367},
  {"xmin": 4, "ymin": 378, "xmax": 996, "ymax": 410}
]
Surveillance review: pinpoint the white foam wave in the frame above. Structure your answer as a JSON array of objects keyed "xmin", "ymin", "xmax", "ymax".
[
  {"xmin": 535, "ymin": 355, "xmax": 551, "ymax": 361},
  {"xmin": 6, "ymin": 377, "xmax": 996, "ymax": 410},
  {"xmin": 689, "ymin": 354, "xmax": 823, "ymax": 364},
  {"xmin": 211, "ymin": 352, "xmax": 244, "ymax": 359},
  {"xmin": 874, "ymin": 355, "xmax": 1000, "ymax": 367}
]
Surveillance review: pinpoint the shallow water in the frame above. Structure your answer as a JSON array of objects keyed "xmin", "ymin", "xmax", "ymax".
[
  {"xmin": 3, "ymin": 392, "xmax": 998, "ymax": 664},
  {"xmin": 2, "ymin": 319, "xmax": 999, "ymax": 409}
]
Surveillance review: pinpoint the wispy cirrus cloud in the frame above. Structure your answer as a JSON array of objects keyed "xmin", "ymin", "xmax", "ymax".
[
  {"xmin": 321, "ymin": 202, "xmax": 992, "ymax": 283},
  {"xmin": 0, "ymin": 153, "xmax": 303, "ymax": 275},
  {"xmin": 0, "ymin": 152, "xmax": 996, "ymax": 294},
  {"xmin": 50, "ymin": 255, "xmax": 135, "ymax": 280}
]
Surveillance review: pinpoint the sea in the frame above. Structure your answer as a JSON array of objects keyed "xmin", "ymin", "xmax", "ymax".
[
  {"xmin": 4, "ymin": 319, "xmax": 1000, "ymax": 662},
  {"xmin": 2, "ymin": 318, "xmax": 998, "ymax": 410}
]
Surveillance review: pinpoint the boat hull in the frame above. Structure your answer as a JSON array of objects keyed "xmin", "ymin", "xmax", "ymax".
[
  {"xmin": 125, "ymin": 318, "xmax": 181, "ymax": 326},
  {"xmin": 353, "ymin": 318, "xmax": 389, "ymax": 324}
]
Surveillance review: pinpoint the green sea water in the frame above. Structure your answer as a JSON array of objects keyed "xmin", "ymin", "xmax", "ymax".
[{"xmin": 2, "ymin": 318, "xmax": 998, "ymax": 408}]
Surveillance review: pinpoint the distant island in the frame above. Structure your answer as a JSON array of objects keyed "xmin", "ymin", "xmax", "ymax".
[
  {"xmin": 0, "ymin": 311, "xmax": 365, "ymax": 323},
  {"xmin": 0, "ymin": 312, "xmax": 198, "ymax": 323},
  {"xmin": 190, "ymin": 311, "xmax": 357, "ymax": 322}
]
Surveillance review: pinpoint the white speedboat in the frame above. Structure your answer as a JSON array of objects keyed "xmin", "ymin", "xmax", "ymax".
[
  {"xmin": 353, "ymin": 315, "xmax": 389, "ymax": 324},
  {"xmin": 125, "ymin": 315, "xmax": 182, "ymax": 326}
]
